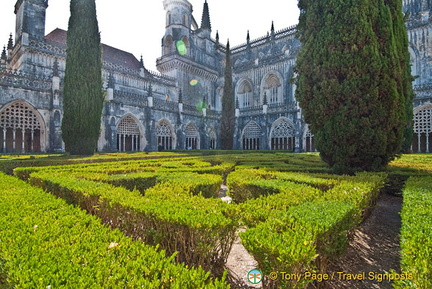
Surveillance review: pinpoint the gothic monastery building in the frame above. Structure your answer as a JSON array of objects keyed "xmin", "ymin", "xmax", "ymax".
[{"xmin": 0, "ymin": 0, "xmax": 431, "ymax": 153}]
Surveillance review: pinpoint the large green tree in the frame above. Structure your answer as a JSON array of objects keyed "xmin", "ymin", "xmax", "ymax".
[
  {"xmin": 62, "ymin": 0, "xmax": 103, "ymax": 155},
  {"xmin": 295, "ymin": 0, "xmax": 413, "ymax": 173},
  {"xmin": 220, "ymin": 41, "xmax": 235, "ymax": 149}
]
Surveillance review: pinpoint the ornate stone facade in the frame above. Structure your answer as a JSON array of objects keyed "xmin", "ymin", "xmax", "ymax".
[{"xmin": 0, "ymin": 0, "xmax": 430, "ymax": 153}]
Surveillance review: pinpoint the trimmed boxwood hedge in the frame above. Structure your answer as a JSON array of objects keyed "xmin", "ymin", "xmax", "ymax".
[{"xmin": 0, "ymin": 172, "xmax": 229, "ymax": 288}]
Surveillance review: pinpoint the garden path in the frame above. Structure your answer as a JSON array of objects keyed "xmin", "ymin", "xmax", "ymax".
[
  {"xmin": 320, "ymin": 192, "xmax": 402, "ymax": 289},
  {"xmin": 222, "ymin": 189, "xmax": 403, "ymax": 289}
]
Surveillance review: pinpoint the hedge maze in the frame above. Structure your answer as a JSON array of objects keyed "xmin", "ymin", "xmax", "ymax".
[{"xmin": 0, "ymin": 152, "xmax": 430, "ymax": 288}]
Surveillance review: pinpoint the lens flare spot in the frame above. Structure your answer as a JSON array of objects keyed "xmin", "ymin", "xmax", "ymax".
[
  {"xmin": 190, "ymin": 79, "xmax": 198, "ymax": 86},
  {"xmin": 176, "ymin": 40, "xmax": 187, "ymax": 55},
  {"xmin": 195, "ymin": 101, "xmax": 207, "ymax": 112}
]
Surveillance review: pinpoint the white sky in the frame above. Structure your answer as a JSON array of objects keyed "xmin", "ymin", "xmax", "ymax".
[{"xmin": 0, "ymin": 0, "xmax": 300, "ymax": 71}]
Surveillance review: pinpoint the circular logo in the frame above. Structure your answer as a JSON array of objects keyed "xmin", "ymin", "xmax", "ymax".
[{"xmin": 247, "ymin": 269, "xmax": 263, "ymax": 284}]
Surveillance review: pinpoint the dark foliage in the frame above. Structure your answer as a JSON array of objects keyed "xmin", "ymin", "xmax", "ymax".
[
  {"xmin": 220, "ymin": 41, "xmax": 235, "ymax": 149},
  {"xmin": 295, "ymin": 0, "xmax": 414, "ymax": 173},
  {"xmin": 62, "ymin": 0, "xmax": 103, "ymax": 155}
]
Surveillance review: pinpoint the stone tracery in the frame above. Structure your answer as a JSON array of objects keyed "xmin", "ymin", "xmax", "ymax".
[
  {"xmin": 242, "ymin": 121, "xmax": 261, "ymax": 150},
  {"xmin": 0, "ymin": 101, "xmax": 43, "ymax": 153},
  {"xmin": 413, "ymin": 104, "xmax": 432, "ymax": 152},
  {"xmin": 117, "ymin": 115, "xmax": 141, "ymax": 152},
  {"xmin": 156, "ymin": 119, "xmax": 174, "ymax": 150},
  {"xmin": 185, "ymin": 123, "xmax": 199, "ymax": 149},
  {"xmin": 270, "ymin": 118, "xmax": 295, "ymax": 151}
]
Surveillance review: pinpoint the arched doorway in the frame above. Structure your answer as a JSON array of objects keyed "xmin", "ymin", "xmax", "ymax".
[
  {"xmin": 156, "ymin": 119, "xmax": 175, "ymax": 151},
  {"xmin": 303, "ymin": 125, "xmax": 316, "ymax": 152},
  {"xmin": 413, "ymin": 104, "xmax": 432, "ymax": 153},
  {"xmin": 116, "ymin": 115, "xmax": 143, "ymax": 152},
  {"xmin": 209, "ymin": 129, "xmax": 216, "ymax": 149},
  {"xmin": 270, "ymin": 118, "xmax": 295, "ymax": 151},
  {"xmin": 185, "ymin": 123, "xmax": 199, "ymax": 149},
  {"xmin": 242, "ymin": 121, "xmax": 261, "ymax": 150},
  {"xmin": 0, "ymin": 100, "xmax": 44, "ymax": 153}
]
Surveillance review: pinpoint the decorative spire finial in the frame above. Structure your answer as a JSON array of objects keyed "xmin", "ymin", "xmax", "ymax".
[
  {"xmin": 148, "ymin": 83, "xmax": 153, "ymax": 97},
  {"xmin": 108, "ymin": 72, "xmax": 115, "ymax": 89},
  {"xmin": 270, "ymin": 21, "xmax": 275, "ymax": 40},
  {"xmin": 178, "ymin": 89, "xmax": 183, "ymax": 103},
  {"xmin": 140, "ymin": 55, "xmax": 144, "ymax": 68},
  {"xmin": 200, "ymin": 0, "xmax": 211, "ymax": 30},
  {"xmin": 7, "ymin": 34, "xmax": 13, "ymax": 50},
  {"xmin": 1, "ymin": 46, "xmax": 6, "ymax": 61},
  {"xmin": 53, "ymin": 57, "xmax": 59, "ymax": 77}
]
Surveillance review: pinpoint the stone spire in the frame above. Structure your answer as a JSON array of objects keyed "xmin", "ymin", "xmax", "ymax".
[
  {"xmin": 53, "ymin": 57, "xmax": 59, "ymax": 77},
  {"xmin": 270, "ymin": 21, "xmax": 275, "ymax": 41},
  {"xmin": 148, "ymin": 83, "xmax": 153, "ymax": 97},
  {"xmin": 140, "ymin": 55, "xmax": 144, "ymax": 68},
  {"xmin": 178, "ymin": 89, "xmax": 183, "ymax": 103},
  {"xmin": 1, "ymin": 46, "xmax": 6, "ymax": 67},
  {"xmin": 215, "ymin": 30, "xmax": 219, "ymax": 47},
  {"xmin": 7, "ymin": 34, "xmax": 13, "ymax": 50},
  {"xmin": 1, "ymin": 46, "xmax": 6, "ymax": 61},
  {"xmin": 108, "ymin": 72, "xmax": 115, "ymax": 89},
  {"xmin": 246, "ymin": 30, "xmax": 251, "ymax": 48},
  {"xmin": 200, "ymin": 0, "xmax": 211, "ymax": 31}
]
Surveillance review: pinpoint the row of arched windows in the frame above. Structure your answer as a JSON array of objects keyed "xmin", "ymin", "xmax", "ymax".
[
  {"xmin": 164, "ymin": 35, "xmax": 190, "ymax": 56},
  {"xmin": 236, "ymin": 72, "xmax": 285, "ymax": 108},
  {"xmin": 0, "ymin": 101, "xmax": 43, "ymax": 153},
  {"xmin": 166, "ymin": 12, "xmax": 188, "ymax": 27},
  {"xmin": 0, "ymin": 100, "xmax": 430, "ymax": 153},
  {"xmin": 241, "ymin": 118, "xmax": 315, "ymax": 152},
  {"xmin": 115, "ymin": 116, "xmax": 216, "ymax": 151}
]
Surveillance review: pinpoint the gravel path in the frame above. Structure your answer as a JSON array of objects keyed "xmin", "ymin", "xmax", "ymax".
[
  {"xmin": 222, "ymin": 184, "xmax": 403, "ymax": 289},
  {"xmin": 319, "ymin": 192, "xmax": 402, "ymax": 289}
]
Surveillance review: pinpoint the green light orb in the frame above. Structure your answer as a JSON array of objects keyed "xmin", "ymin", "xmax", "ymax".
[{"xmin": 176, "ymin": 40, "xmax": 187, "ymax": 55}]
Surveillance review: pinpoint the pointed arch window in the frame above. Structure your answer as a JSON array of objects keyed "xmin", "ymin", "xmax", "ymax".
[
  {"xmin": 413, "ymin": 104, "xmax": 432, "ymax": 153},
  {"xmin": 181, "ymin": 36, "xmax": 190, "ymax": 56},
  {"xmin": 185, "ymin": 123, "xmax": 199, "ymax": 149},
  {"xmin": 242, "ymin": 121, "xmax": 261, "ymax": 150},
  {"xmin": 0, "ymin": 101, "xmax": 43, "ymax": 153},
  {"xmin": 183, "ymin": 14, "xmax": 188, "ymax": 26},
  {"xmin": 303, "ymin": 125, "xmax": 315, "ymax": 152},
  {"xmin": 117, "ymin": 115, "xmax": 141, "ymax": 152},
  {"xmin": 270, "ymin": 118, "xmax": 295, "ymax": 151},
  {"xmin": 165, "ymin": 35, "xmax": 173, "ymax": 55},
  {"xmin": 264, "ymin": 74, "xmax": 282, "ymax": 104},
  {"xmin": 167, "ymin": 12, "xmax": 172, "ymax": 26},
  {"xmin": 209, "ymin": 129, "xmax": 216, "ymax": 149},
  {"xmin": 157, "ymin": 120, "xmax": 174, "ymax": 150},
  {"xmin": 238, "ymin": 80, "xmax": 252, "ymax": 108}
]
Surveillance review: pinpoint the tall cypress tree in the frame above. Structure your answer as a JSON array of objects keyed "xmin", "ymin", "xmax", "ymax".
[
  {"xmin": 61, "ymin": 0, "xmax": 103, "ymax": 155},
  {"xmin": 295, "ymin": 0, "xmax": 413, "ymax": 173},
  {"xmin": 220, "ymin": 41, "xmax": 235, "ymax": 149}
]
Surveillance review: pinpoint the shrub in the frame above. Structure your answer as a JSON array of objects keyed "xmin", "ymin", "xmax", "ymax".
[
  {"xmin": 394, "ymin": 176, "xmax": 432, "ymax": 288},
  {"xmin": 28, "ymin": 170, "xmax": 237, "ymax": 277},
  {"xmin": 240, "ymin": 201, "xmax": 355, "ymax": 289},
  {"xmin": 0, "ymin": 172, "xmax": 229, "ymax": 288}
]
